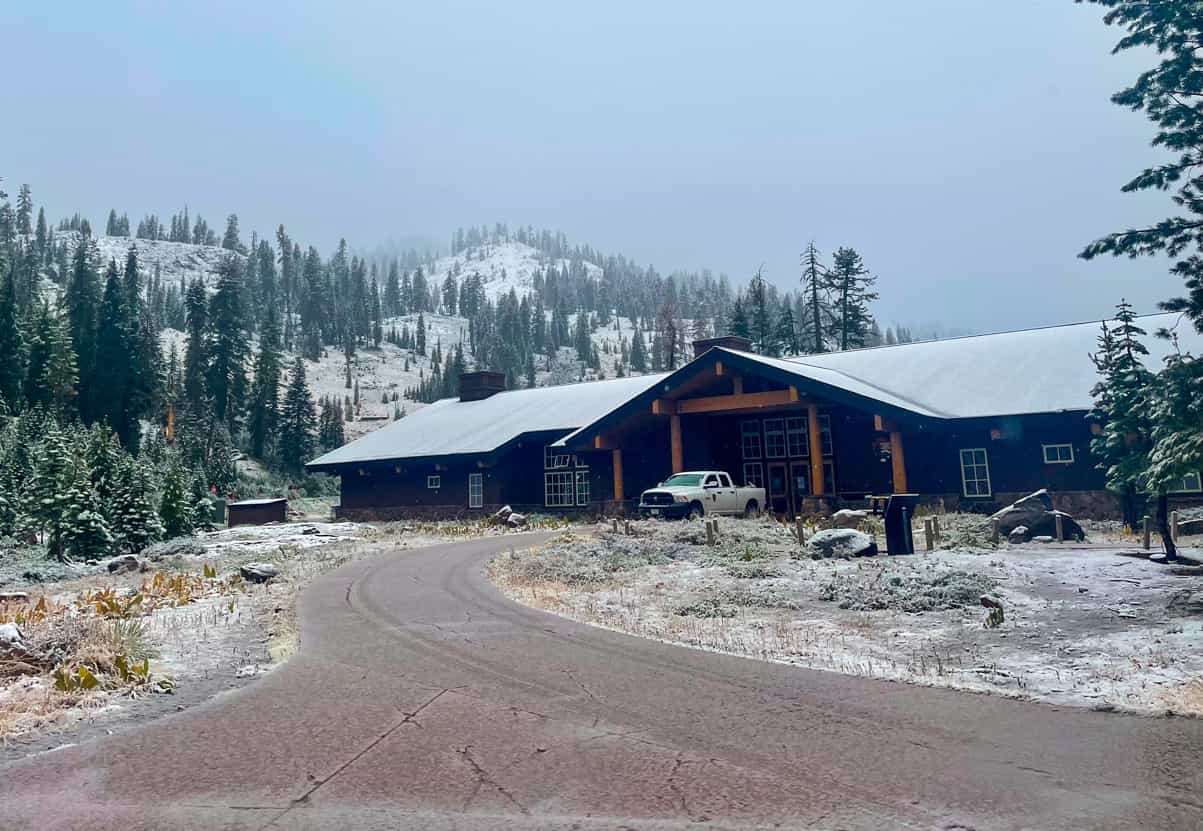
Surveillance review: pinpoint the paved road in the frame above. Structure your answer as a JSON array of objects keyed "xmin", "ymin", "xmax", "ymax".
[{"xmin": 2, "ymin": 532, "xmax": 1201, "ymax": 830}]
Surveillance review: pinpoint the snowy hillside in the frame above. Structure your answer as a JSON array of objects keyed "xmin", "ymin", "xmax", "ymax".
[
  {"xmin": 427, "ymin": 240, "xmax": 601, "ymax": 302},
  {"xmin": 60, "ymin": 232, "xmax": 241, "ymax": 288}
]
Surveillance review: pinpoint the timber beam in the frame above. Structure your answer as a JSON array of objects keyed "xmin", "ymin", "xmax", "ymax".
[{"xmin": 652, "ymin": 387, "xmax": 800, "ymax": 417}]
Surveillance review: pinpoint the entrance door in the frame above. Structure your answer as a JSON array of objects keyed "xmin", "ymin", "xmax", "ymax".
[
  {"xmin": 767, "ymin": 463, "xmax": 789, "ymax": 516},
  {"xmin": 790, "ymin": 462, "xmax": 810, "ymax": 513}
]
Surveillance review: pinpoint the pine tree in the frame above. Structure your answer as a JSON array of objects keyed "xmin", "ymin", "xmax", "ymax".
[
  {"xmin": 416, "ymin": 312, "xmax": 426, "ymax": 356},
  {"xmin": 828, "ymin": 247, "xmax": 878, "ymax": 351},
  {"xmin": 630, "ymin": 326, "xmax": 648, "ymax": 372},
  {"xmin": 0, "ymin": 268, "xmax": 23, "ymax": 409},
  {"xmin": 279, "ymin": 357, "xmax": 317, "ymax": 472},
  {"xmin": 31, "ymin": 428, "xmax": 74, "ymax": 560},
  {"xmin": 65, "ymin": 232, "xmax": 100, "ymax": 419},
  {"xmin": 774, "ymin": 304, "xmax": 801, "ymax": 356},
  {"xmin": 747, "ymin": 269, "xmax": 775, "ymax": 355},
  {"xmin": 222, "ymin": 214, "xmax": 243, "ymax": 253},
  {"xmin": 109, "ymin": 460, "xmax": 162, "ymax": 554},
  {"xmin": 206, "ymin": 256, "xmax": 249, "ymax": 431},
  {"xmin": 800, "ymin": 241, "xmax": 828, "ymax": 353},
  {"xmin": 159, "ymin": 460, "xmax": 194, "ymax": 539},
  {"xmin": 93, "ymin": 261, "xmax": 137, "ymax": 444},
  {"xmin": 41, "ymin": 304, "xmax": 79, "ymax": 420},
  {"xmin": 62, "ymin": 466, "xmax": 113, "ymax": 562},
  {"xmin": 247, "ymin": 307, "xmax": 283, "ymax": 459},
  {"xmin": 728, "ymin": 299, "xmax": 751, "ymax": 339},
  {"xmin": 15, "ymin": 184, "xmax": 32, "ymax": 237},
  {"xmin": 183, "ymin": 279, "xmax": 209, "ymax": 407}
]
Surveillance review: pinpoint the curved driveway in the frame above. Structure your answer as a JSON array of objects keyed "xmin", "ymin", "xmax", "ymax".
[{"xmin": 2, "ymin": 532, "xmax": 1201, "ymax": 830}]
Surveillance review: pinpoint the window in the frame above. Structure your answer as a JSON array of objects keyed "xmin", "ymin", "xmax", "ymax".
[
  {"xmin": 786, "ymin": 417, "xmax": 809, "ymax": 457},
  {"xmin": 544, "ymin": 445, "xmax": 571, "ymax": 469},
  {"xmin": 575, "ymin": 470, "xmax": 591, "ymax": 506},
  {"xmin": 1169, "ymin": 471, "xmax": 1202, "ymax": 493},
  {"xmin": 468, "ymin": 473, "xmax": 483, "ymax": 508},
  {"xmin": 823, "ymin": 460, "xmax": 836, "ymax": 495},
  {"xmin": 764, "ymin": 418, "xmax": 787, "ymax": 459},
  {"xmin": 743, "ymin": 462, "xmax": 764, "ymax": 488},
  {"xmin": 427, "ymin": 475, "xmax": 441, "ymax": 490},
  {"xmin": 1042, "ymin": 444, "xmax": 1074, "ymax": 465},
  {"xmin": 741, "ymin": 421, "xmax": 761, "ymax": 459},
  {"xmin": 718, "ymin": 473, "xmax": 733, "ymax": 488},
  {"xmin": 959, "ymin": 449, "xmax": 991, "ymax": 497},
  {"xmin": 544, "ymin": 472, "xmax": 575, "ymax": 507},
  {"xmin": 818, "ymin": 414, "xmax": 834, "ymax": 457}
]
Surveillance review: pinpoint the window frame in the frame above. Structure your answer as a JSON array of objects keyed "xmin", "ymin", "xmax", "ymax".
[
  {"xmin": 427, "ymin": 475, "xmax": 441, "ymax": 490},
  {"xmin": 818, "ymin": 414, "xmax": 834, "ymax": 457},
  {"xmin": 742, "ymin": 462, "xmax": 764, "ymax": 489},
  {"xmin": 468, "ymin": 473, "xmax": 483, "ymax": 508},
  {"xmin": 544, "ymin": 445, "xmax": 571, "ymax": 470},
  {"xmin": 786, "ymin": 416, "xmax": 809, "ymax": 458},
  {"xmin": 740, "ymin": 420, "xmax": 762, "ymax": 460},
  {"xmin": 575, "ymin": 469, "xmax": 591, "ymax": 506},
  {"xmin": 544, "ymin": 471, "xmax": 575, "ymax": 507},
  {"xmin": 1169, "ymin": 471, "xmax": 1203, "ymax": 494},
  {"xmin": 763, "ymin": 418, "xmax": 787, "ymax": 459},
  {"xmin": 959, "ymin": 448, "xmax": 992, "ymax": 498},
  {"xmin": 1041, "ymin": 443, "xmax": 1075, "ymax": 465}
]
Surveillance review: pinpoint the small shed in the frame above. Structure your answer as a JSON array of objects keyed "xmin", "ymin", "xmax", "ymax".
[{"xmin": 227, "ymin": 498, "xmax": 288, "ymax": 527}]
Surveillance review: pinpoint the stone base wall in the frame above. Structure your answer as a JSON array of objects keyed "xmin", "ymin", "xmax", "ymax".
[
  {"xmin": 334, "ymin": 503, "xmax": 606, "ymax": 523},
  {"xmin": 938, "ymin": 490, "xmax": 1122, "ymax": 520}
]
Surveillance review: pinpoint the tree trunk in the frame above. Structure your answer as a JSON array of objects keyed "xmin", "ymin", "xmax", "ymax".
[{"xmin": 1156, "ymin": 490, "xmax": 1178, "ymax": 560}]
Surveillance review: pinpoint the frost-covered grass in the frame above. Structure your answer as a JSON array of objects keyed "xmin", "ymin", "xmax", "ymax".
[{"xmin": 490, "ymin": 516, "xmax": 1203, "ymax": 716}]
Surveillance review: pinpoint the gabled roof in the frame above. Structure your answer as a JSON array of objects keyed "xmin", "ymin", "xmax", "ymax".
[
  {"xmin": 555, "ymin": 312, "xmax": 1201, "ymax": 448},
  {"xmin": 306, "ymin": 372, "xmax": 668, "ymax": 469}
]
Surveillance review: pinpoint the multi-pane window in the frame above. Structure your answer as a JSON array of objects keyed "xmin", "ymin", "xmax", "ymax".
[
  {"xmin": 1169, "ymin": 471, "xmax": 1202, "ymax": 493},
  {"xmin": 545, "ymin": 472, "xmax": 575, "ymax": 507},
  {"xmin": 818, "ymin": 414, "xmax": 834, "ymax": 457},
  {"xmin": 786, "ymin": 417, "xmax": 809, "ymax": 457},
  {"xmin": 743, "ymin": 462, "xmax": 764, "ymax": 488},
  {"xmin": 427, "ymin": 475, "xmax": 441, "ymax": 490},
  {"xmin": 763, "ymin": 419, "xmax": 786, "ymax": 459},
  {"xmin": 741, "ymin": 421, "xmax": 761, "ymax": 459},
  {"xmin": 1042, "ymin": 444, "xmax": 1074, "ymax": 465},
  {"xmin": 575, "ymin": 470, "xmax": 591, "ymax": 506},
  {"xmin": 544, "ymin": 446, "xmax": 571, "ymax": 469},
  {"xmin": 959, "ymin": 448, "xmax": 991, "ymax": 497},
  {"xmin": 468, "ymin": 473, "xmax": 483, "ymax": 508}
]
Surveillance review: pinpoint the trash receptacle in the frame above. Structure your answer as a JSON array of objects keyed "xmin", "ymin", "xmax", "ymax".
[{"xmin": 883, "ymin": 494, "xmax": 920, "ymax": 555}]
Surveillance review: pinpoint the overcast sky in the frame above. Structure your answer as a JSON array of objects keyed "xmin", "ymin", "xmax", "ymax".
[{"xmin": 2, "ymin": 1, "xmax": 1172, "ymax": 333}]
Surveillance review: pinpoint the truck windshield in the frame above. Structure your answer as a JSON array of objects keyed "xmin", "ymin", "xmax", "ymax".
[{"xmin": 661, "ymin": 474, "xmax": 705, "ymax": 487}]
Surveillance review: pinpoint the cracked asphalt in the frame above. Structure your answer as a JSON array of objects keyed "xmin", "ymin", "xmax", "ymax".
[{"xmin": 2, "ymin": 531, "xmax": 1202, "ymax": 830}]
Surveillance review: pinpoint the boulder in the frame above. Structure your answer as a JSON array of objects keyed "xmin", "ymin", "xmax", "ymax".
[
  {"xmin": 806, "ymin": 529, "xmax": 878, "ymax": 559},
  {"xmin": 493, "ymin": 505, "xmax": 513, "ymax": 522},
  {"xmin": 991, "ymin": 491, "xmax": 1086, "ymax": 542},
  {"xmin": 831, "ymin": 509, "xmax": 868, "ymax": 529},
  {"xmin": 991, "ymin": 490, "xmax": 1053, "ymax": 535},
  {"xmin": 0, "ymin": 622, "xmax": 22, "ymax": 648},
  {"xmin": 1177, "ymin": 517, "xmax": 1203, "ymax": 538},
  {"xmin": 240, "ymin": 562, "xmax": 280, "ymax": 583},
  {"xmin": 507, "ymin": 512, "xmax": 528, "ymax": 528},
  {"xmin": 1008, "ymin": 525, "xmax": 1029, "ymax": 544},
  {"xmin": 105, "ymin": 554, "xmax": 149, "ymax": 574}
]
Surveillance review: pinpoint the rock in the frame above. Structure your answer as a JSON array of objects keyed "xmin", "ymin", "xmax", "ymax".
[
  {"xmin": 806, "ymin": 529, "xmax": 878, "ymax": 559},
  {"xmin": 493, "ymin": 505, "xmax": 513, "ymax": 522},
  {"xmin": 506, "ymin": 512, "xmax": 528, "ymax": 528},
  {"xmin": 991, "ymin": 490, "xmax": 1085, "ymax": 542},
  {"xmin": 980, "ymin": 595, "xmax": 1004, "ymax": 610},
  {"xmin": 0, "ymin": 622, "xmax": 22, "ymax": 648},
  {"xmin": 105, "ymin": 554, "xmax": 149, "ymax": 574},
  {"xmin": 240, "ymin": 562, "xmax": 280, "ymax": 583},
  {"xmin": 831, "ymin": 509, "xmax": 868, "ymax": 529},
  {"xmin": 0, "ymin": 591, "xmax": 30, "ymax": 604},
  {"xmin": 1008, "ymin": 526, "xmax": 1029, "ymax": 544},
  {"xmin": 1177, "ymin": 518, "xmax": 1203, "ymax": 537},
  {"xmin": 145, "ymin": 539, "xmax": 205, "ymax": 560}
]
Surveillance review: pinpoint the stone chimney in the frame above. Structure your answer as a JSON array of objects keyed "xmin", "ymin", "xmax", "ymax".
[
  {"xmin": 459, "ymin": 371, "xmax": 506, "ymax": 402},
  {"xmin": 691, "ymin": 335, "xmax": 754, "ymax": 359}
]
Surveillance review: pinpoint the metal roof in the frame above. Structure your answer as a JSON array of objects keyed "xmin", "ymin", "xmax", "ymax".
[{"xmin": 307, "ymin": 372, "xmax": 668, "ymax": 468}]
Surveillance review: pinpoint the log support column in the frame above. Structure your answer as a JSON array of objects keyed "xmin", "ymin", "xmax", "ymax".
[
  {"xmin": 612, "ymin": 448, "xmax": 624, "ymax": 504},
  {"xmin": 670, "ymin": 415, "xmax": 683, "ymax": 473},
  {"xmin": 807, "ymin": 404, "xmax": 824, "ymax": 496},
  {"xmin": 890, "ymin": 430, "xmax": 908, "ymax": 493}
]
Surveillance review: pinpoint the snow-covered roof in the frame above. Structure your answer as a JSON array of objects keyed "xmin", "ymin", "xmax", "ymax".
[
  {"xmin": 307, "ymin": 372, "xmax": 668, "ymax": 468},
  {"xmin": 740, "ymin": 312, "xmax": 1201, "ymax": 419},
  {"xmin": 229, "ymin": 498, "xmax": 288, "ymax": 506}
]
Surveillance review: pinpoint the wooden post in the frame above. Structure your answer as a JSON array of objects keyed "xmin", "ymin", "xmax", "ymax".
[
  {"xmin": 924, "ymin": 518, "xmax": 934, "ymax": 551},
  {"xmin": 1142, "ymin": 515, "xmax": 1151, "ymax": 550},
  {"xmin": 612, "ymin": 518, "xmax": 619, "ymax": 533},
  {"xmin": 795, "ymin": 517, "xmax": 805, "ymax": 546},
  {"xmin": 889, "ymin": 430, "xmax": 907, "ymax": 494},
  {"xmin": 991, "ymin": 518, "xmax": 1000, "ymax": 545},
  {"xmin": 706, "ymin": 520, "xmax": 715, "ymax": 547},
  {"xmin": 932, "ymin": 515, "xmax": 941, "ymax": 542},
  {"xmin": 670, "ymin": 415, "xmax": 683, "ymax": 474},
  {"xmin": 1055, "ymin": 513, "xmax": 1064, "ymax": 543},
  {"xmin": 1171, "ymin": 510, "xmax": 1179, "ymax": 543},
  {"xmin": 611, "ymin": 449, "xmax": 624, "ymax": 506},
  {"xmin": 807, "ymin": 404, "xmax": 824, "ymax": 497}
]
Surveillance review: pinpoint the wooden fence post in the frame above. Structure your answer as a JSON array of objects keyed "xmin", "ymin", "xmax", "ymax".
[
  {"xmin": 1171, "ymin": 510, "xmax": 1179, "ymax": 543},
  {"xmin": 1142, "ymin": 516, "xmax": 1151, "ymax": 550},
  {"xmin": 795, "ymin": 517, "xmax": 805, "ymax": 547},
  {"xmin": 932, "ymin": 515, "xmax": 942, "ymax": 542},
  {"xmin": 924, "ymin": 518, "xmax": 934, "ymax": 551},
  {"xmin": 1055, "ymin": 513, "xmax": 1064, "ymax": 543},
  {"xmin": 991, "ymin": 518, "xmax": 1000, "ymax": 545},
  {"xmin": 706, "ymin": 520, "xmax": 715, "ymax": 547}
]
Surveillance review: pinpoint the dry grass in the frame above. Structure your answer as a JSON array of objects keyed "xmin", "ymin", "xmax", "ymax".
[{"xmin": 1158, "ymin": 679, "xmax": 1203, "ymax": 717}]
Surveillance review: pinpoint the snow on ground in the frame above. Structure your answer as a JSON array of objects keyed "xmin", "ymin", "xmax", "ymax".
[
  {"xmin": 190, "ymin": 522, "xmax": 365, "ymax": 559},
  {"xmin": 59, "ymin": 232, "xmax": 241, "ymax": 290},
  {"xmin": 490, "ymin": 516, "xmax": 1203, "ymax": 716},
  {"xmin": 428, "ymin": 240, "xmax": 601, "ymax": 302}
]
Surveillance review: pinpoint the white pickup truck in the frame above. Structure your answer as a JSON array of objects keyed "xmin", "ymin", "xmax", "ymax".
[{"xmin": 638, "ymin": 471, "xmax": 765, "ymax": 520}]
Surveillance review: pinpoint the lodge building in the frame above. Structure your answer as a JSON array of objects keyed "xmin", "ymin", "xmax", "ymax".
[{"xmin": 307, "ymin": 314, "xmax": 1203, "ymax": 520}]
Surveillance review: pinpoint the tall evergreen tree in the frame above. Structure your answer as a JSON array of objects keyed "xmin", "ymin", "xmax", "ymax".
[
  {"xmin": 65, "ymin": 233, "xmax": 100, "ymax": 418},
  {"xmin": 183, "ymin": 279, "xmax": 209, "ymax": 407},
  {"xmin": 0, "ymin": 269, "xmax": 23, "ymax": 409},
  {"xmin": 278, "ymin": 357, "xmax": 317, "ymax": 473},
  {"xmin": 92, "ymin": 261, "xmax": 138, "ymax": 445},
  {"xmin": 827, "ymin": 247, "xmax": 878, "ymax": 351},
  {"xmin": 800, "ymin": 241, "xmax": 828, "ymax": 353},
  {"xmin": 247, "ymin": 307, "xmax": 283, "ymax": 459},
  {"xmin": 206, "ymin": 256, "xmax": 249, "ymax": 431}
]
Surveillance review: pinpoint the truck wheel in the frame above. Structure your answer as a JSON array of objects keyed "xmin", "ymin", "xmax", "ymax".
[
  {"xmin": 688, "ymin": 501, "xmax": 705, "ymax": 520},
  {"xmin": 743, "ymin": 500, "xmax": 759, "ymax": 518}
]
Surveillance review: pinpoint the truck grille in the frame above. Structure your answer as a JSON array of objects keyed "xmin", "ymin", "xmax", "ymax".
[{"xmin": 642, "ymin": 492, "xmax": 674, "ymax": 507}]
